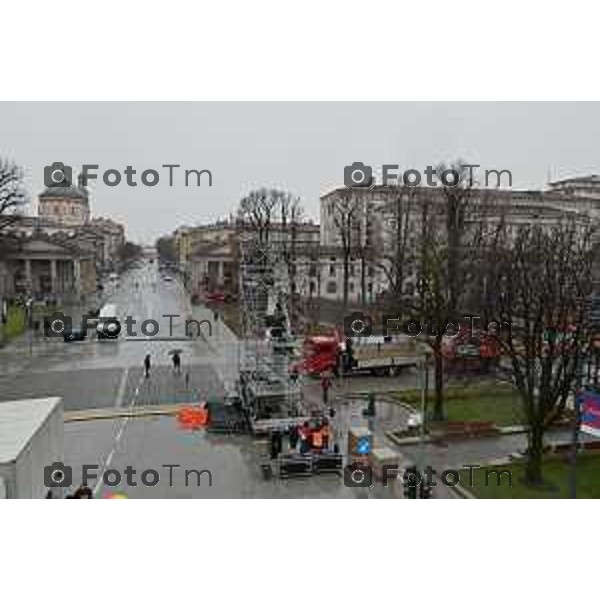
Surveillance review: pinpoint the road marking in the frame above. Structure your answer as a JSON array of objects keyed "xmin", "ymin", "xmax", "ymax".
[{"xmin": 115, "ymin": 367, "xmax": 129, "ymax": 408}]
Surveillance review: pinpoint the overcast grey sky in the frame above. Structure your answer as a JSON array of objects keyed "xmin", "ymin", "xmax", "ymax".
[{"xmin": 2, "ymin": 102, "xmax": 600, "ymax": 244}]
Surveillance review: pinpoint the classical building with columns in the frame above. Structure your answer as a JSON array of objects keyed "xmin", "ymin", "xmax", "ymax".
[{"xmin": 1, "ymin": 231, "xmax": 96, "ymax": 303}]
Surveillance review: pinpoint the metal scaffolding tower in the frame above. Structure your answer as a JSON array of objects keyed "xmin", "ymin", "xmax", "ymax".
[{"xmin": 236, "ymin": 221, "xmax": 305, "ymax": 432}]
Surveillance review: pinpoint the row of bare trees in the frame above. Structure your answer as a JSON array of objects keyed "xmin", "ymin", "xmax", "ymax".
[
  {"xmin": 236, "ymin": 188, "xmax": 305, "ymax": 330},
  {"xmin": 326, "ymin": 163, "xmax": 599, "ymax": 486}
]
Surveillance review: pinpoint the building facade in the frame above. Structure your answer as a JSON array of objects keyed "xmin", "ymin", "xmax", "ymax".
[
  {"xmin": 37, "ymin": 173, "xmax": 90, "ymax": 227},
  {"xmin": 318, "ymin": 178, "xmax": 600, "ymax": 304}
]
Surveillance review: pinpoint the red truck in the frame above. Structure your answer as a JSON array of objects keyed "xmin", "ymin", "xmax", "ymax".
[
  {"xmin": 442, "ymin": 326, "xmax": 502, "ymax": 374},
  {"xmin": 301, "ymin": 331, "xmax": 423, "ymax": 377}
]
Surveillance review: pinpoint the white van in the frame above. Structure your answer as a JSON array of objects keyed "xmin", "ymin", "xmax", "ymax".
[{"xmin": 97, "ymin": 303, "xmax": 120, "ymax": 339}]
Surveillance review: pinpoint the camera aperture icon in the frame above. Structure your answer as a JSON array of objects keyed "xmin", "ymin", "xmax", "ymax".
[
  {"xmin": 343, "ymin": 462, "xmax": 373, "ymax": 488},
  {"xmin": 343, "ymin": 312, "xmax": 373, "ymax": 337},
  {"xmin": 344, "ymin": 162, "xmax": 373, "ymax": 188},
  {"xmin": 44, "ymin": 161, "xmax": 73, "ymax": 188}
]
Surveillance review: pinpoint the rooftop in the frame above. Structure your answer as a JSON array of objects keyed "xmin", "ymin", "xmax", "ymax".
[
  {"xmin": 0, "ymin": 397, "xmax": 61, "ymax": 464},
  {"xmin": 39, "ymin": 183, "xmax": 88, "ymax": 201}
]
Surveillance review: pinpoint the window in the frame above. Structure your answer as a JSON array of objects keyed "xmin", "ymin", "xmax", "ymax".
[
  {"xmin": 309, "ymin": 265, "xmax": 317, "ymax": 277},
  {"xmin": 349, "ymin": 282, "xmax": 355, "ymax": 292},
  {"xmin": 309, "ymin": 281, "xmax": 316, "ymax": 294},
  {"xmin": 326, "ymin": 281, "xmax": 337, "ymax": 294},
  {"xmin": 329, "ymin": 264, "xmax": 336, "ymax": 276}
]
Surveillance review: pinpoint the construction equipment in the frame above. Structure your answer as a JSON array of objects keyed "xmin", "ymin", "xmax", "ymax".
[
  {"xmin": 302, "ymin": 331, "xmax": 423, "ymax": 377},
  {"xmin": 236, "ymin": 217, "xmax": 308, "ymax": 435}
]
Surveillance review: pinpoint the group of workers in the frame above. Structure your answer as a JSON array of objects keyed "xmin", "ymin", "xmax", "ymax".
[{"xmin": 270, "ymin": 417, "xmax": 337, "ymax": 459}]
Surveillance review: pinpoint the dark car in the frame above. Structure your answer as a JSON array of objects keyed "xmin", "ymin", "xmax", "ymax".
[{"xmin": 63, "ymin": 325, "xmax": 87, "ymax": 343}]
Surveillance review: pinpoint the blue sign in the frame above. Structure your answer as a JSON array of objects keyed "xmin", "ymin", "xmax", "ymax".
[{"xmin": 356, "ymin": 437, "xmax": 371, "ymax": 455}]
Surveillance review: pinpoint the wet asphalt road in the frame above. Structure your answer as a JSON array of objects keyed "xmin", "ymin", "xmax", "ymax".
[{"xmin": 0, "ymin": 263, "xmax": 224, "ymax": 411}]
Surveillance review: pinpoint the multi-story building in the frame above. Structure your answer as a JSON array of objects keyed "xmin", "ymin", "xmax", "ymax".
[
  {"xmin": 173, "ymin": 220, "xmax": 236, "ymax": 292},
  {"xmin": 171, "ymin": 175, "xmax": 600, "ymax": 310},
  {"xmin": 318, "ymin": 178, "xmax": 600, "ymax": 304},
  {"xmin": 88, "ymin": 217, "xmax": 126, "ymax": 273}
]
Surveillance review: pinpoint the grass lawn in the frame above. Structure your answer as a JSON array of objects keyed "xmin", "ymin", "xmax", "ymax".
[
  {"xmin": 390, "ymin": 384, "xmax": 525, "ymax": 427},
  {"xmin": 459, "ymin": 454, "xmax": 600, "ymax": 498},
  {"xmin": 0, "ymin": 305, "xmax": 26, "ymax": 341}
]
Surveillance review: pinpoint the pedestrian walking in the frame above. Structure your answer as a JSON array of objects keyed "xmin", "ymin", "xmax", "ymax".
[
  {"xmin": 321, "ymin": 371, "xmax": 332, "ymax": 404},
  {"xmin": 144, "ymin": 354, "xmax": 151, "ymax": 378},
  {"xmin": 172, "ymin": 351, "xmax": 181, "ymax": 375}
]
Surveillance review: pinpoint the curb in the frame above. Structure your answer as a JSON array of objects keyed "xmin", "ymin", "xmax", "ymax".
[
  {"xmin": 385, "ymin": 431, "xmax": 433, "ymax": 446},
  {"xmin": 64, "ymin": 403, "xmax": 190, "ymax": 422}
]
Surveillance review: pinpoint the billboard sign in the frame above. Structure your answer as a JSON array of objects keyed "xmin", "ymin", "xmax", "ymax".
[{"xmin": 579, "ymin": 390, "xmax": 600, "ymax": 438}]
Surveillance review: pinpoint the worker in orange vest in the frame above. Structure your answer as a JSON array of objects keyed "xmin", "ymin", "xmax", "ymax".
[{"xmin": 311, "ymin": 427, "xmax": 323, "ymax": 452}]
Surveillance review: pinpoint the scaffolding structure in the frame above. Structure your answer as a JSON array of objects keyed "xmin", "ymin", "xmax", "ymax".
[{"xmin": 237, "ymin": 222, "xmax": 305, "ymax": 432}]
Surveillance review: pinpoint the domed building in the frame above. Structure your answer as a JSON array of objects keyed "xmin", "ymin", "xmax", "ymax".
[{"xmin": 38, "ymin": 173, "xmax": 90, "ymax": 226}]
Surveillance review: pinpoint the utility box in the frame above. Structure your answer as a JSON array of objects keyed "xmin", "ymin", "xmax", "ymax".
[
  {"xmin": 369, "ymin": 446, "xmax": 401, "ymax": 481},
  {"xmin": 347, "ymin": 426, "xmax": 372, "ymax": 464},
  {"xmin": 0, "ymin": 397, "xmax": 63, "ymax": 499}
]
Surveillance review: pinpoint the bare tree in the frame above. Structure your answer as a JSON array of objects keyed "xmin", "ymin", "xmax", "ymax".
[
  {"xmin": 413, "ymin": 163, "xmax": 479, "ymax": 420},
  {"xmin": 277, "ymin": 191, "xmax": 304, "ymax": 327},
  {"xmin": 0, "ymin": 159, "xmax": 26, "ymax": 231},
  {"xmin": 480, "ymin": 218, "xmax": 598, "ymax": 485},
  {"xmin": 378, "ymin": 185, "xmax": 418, "ymax": 312},
  {"xmin": 329, "ymin": 192, "xmax": 361, "ymax": 311},
  {"xmin": 237, "ymin": 188, "xmax": 306, "ymax": 333},
  {"xmin": 237, "ymin": 188, "xmax": 279, "ymax": 245}
]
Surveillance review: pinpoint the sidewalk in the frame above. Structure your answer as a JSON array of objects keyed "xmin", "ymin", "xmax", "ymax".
[{"xmin": 191, "ymin": 303, "xmax": 241, "ymax": 394}]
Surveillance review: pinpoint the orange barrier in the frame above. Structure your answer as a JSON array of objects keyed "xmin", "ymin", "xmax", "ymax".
[{"xmin": 177, "ymin": 406, "xmax": 209, "ymax": 430}]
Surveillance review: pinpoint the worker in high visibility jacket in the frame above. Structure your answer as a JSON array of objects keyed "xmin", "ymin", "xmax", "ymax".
[{"xmin": 311, "ymin": 428, "xmax": 323, "ymax": 451}]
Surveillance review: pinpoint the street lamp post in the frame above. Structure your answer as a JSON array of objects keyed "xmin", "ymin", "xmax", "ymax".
[{"xmin": 416, "ymin": 354, "xmax": 427, "ymax": 498}]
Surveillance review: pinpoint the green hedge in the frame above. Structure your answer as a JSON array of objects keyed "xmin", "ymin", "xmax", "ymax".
[{"xmin": 0, "ymin": 305, "xmax": 26, "ymax": 340}]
